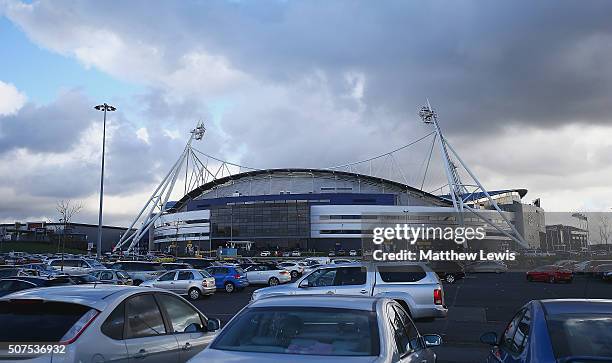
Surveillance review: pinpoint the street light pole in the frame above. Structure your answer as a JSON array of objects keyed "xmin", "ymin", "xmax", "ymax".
[{"xmin": 94, "ymin": 103, "xmax": 116, "ymax": 258}]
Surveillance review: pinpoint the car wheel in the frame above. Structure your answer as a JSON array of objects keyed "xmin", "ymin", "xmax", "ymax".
[
  {"xmin": 188, "ymin": 288, "xmax": 201, "ymax": 300},
  {"xmin": 133, "ymin": 280, "xmax": 143, "ymax": 286},
  {"xmin": 549, "ymin": 276, "xmax": 555, "ymax": 283},
  {"xmin": 291, "ymin": 270, "xmax": 298, "ymax": 279},
  {"xmin": 445, "ymin": 274, "xmax": 456, "ymax": 284},
  {"xmin": 269, "ymin": 277, "xmax": 280, "ymax": 286},
  {"xmin": 224, "ymin": 282, "xmax": 235, "ymax": 293}
]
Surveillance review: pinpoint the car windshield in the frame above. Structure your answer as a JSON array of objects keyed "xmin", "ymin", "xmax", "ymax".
[
  {"xmin": 212, "ymin": 307, "xmax": 380, "ymax": 356},
  {"xmin": 547, "ymin": 313, "xmax": 612, "ymax": 360}
]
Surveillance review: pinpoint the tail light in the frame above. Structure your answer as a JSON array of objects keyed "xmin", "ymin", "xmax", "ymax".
[
  {"xmin": 433, "ymin": 288, "xmax": 443, "ymax": 305},
  {"xmin": 280, "ymin": 271, "xmax": 289, "ymax": 275},
  {"xmin": 60, "ymin": 309, "xmax": 100, "ymax": 344},
  {"xmin": 234, "ymin": 274, "xmax": 241, "ymax": 279}
]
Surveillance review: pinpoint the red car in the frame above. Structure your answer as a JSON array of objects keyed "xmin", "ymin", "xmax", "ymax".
[{"xmin": 526, "ymin": 265, "xmax": 573, "ymax": 283}]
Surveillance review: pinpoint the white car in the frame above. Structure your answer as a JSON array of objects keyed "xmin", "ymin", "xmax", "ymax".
[
  {"xmin": 47, "ymin": 258, "xmax": 106, "ymax": 275},
  {"xmin": 349, "ymin": 249, "xmax": 358, "ymax": 256},
  {"xmin": 242, "ymin": 264, "xmax": 291, "ymax": 286},
  {"xmin": 290, "ymin": 250, "xmax": 301, "ymax": 257},
  {"xmin": 278, "ymin": 262, "xmax": 304, "ymax": 278},
  {"xmin": 260, "ymin": 251, "xmax": 271, "ymax": 257}
]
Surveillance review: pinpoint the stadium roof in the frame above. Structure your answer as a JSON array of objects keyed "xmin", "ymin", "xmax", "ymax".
[{"xmin": 170, "ymin": 168, "xmax": 450, "ymax": 211}]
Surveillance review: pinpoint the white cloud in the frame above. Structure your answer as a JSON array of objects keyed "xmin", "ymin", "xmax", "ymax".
[{"xmin": 0, "ymin": 80, "xmax": 26, "ymax": 115}]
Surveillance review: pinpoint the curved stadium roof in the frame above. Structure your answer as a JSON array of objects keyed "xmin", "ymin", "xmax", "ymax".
[{"xmin": 170, "ymin": 168, "xmax": 451, "ymax": 211}]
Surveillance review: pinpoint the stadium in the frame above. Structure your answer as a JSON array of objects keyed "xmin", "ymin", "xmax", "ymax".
[
  {"xmin": 109, "ymin": 116, "xmax": 545, "ymax": 256},
  {"xmin": 150, "ymin": 168, "xmax": 544, "ymax": 255}
]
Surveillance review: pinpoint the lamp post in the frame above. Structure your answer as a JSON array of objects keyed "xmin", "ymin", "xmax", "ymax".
[{"xmin": 94, "ymin": 103, "xmax": 116, "ymax": 258}]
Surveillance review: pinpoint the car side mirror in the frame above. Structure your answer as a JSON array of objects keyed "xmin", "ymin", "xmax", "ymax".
[
  {"xmin": 423, "ymin": 334, "xmax": 443, "ymax": 347},
  {"xmin": 207, "ymin": 318, "xmax": 221, "ymax": 332},
  {"xmin": 480, "ymin": 332, "xmax": 498, "ymax": 346}
]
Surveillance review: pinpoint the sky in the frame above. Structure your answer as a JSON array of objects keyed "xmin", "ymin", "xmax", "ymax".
[{"xmin": 1, "ymin": 0, "xmax": 612, "ymax": 228}]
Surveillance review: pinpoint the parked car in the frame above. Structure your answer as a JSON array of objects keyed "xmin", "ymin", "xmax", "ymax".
[
  {"xmin": 0, "ymin": 285, "xmax": 220, "ymax": 362},
  {"xmin": 332, "ymin": 258, "xmax": 353, "ymax": 265},
  {"xmin": 0, "ymin": 276, "xmax": 74, "ymax": 297},
  {"xmin": 162, "ymin": 262, "xmax": 193, "ymax": 270},
  {"xmin": 205, "ymin": 265, "xmax": 249, "ymax": 293},
  {"xmin": 189, "ymin": 295, "xmax": 442, "ymax": 362},
  {"xmin": 291, "ymin": 250, "xmax": 301, "ymax": 257},
  {"xmin": 19, "ymin": 263, "xmax": 60, "ymax": 277},
  {"xmin": 109, "ymin": 261, "xmax": 165, "ymax": 285},
  {"xmin": 349, "ymin": 249, "xmax": 358, "ymax": 256},
  {"xmin": 260, "ymin": 250, "xmax": 271, "ymax": 257},
  {"xmin": 526, "ymin": 265, "xmax": 573, "ymax": 283},
  {"xmin": 282, "ymin": 251, "xmax": 290, "ymax": 257},
  {"xmin": 429, "ymin": 260, "xmax": 466, "ymax": 284},
  {"xmin": 582, "ymin": 260, "xmax": 612, "ymax": 275},
  {"xmin": 47, "ymin": 258, "xmax": 106, "ymax": 275},
  {"xmin": 592, "ymin": 263, "xmax": 612, "ymax": 278},
  {"xmin": 480, "ymin": 299, "xmax": 612, "ymax": 362},
  {"xmin": 278, "ymin": 262, "xmax": 304, "ymax": 278},
  {"xmin": 328, "ymin": 250, "xmax": 335, "ymax": 257},
  {"xmin": 251, "ymin": 262, "xmax": 448, "ymax": 320},
  {"xmin": 140, "ymin": 269, "xmax": 216, "ymax": 300},
  {"xmin": 89, "ymin": 269, "xmax": 133, "ymax": 285},
  {"xmin": 242, "ymin": 263, "xmax": 291, "ymax": 286},
  {"xmin": 465, "ymin": 261, "xmax": 508, "ymax": 273},
  {"xmin": 337, "ymin": 249, "xmax": 347, "ymax": 256},
  {"xmin": 572, "ymin": 260, "xmax": 591, "ymax": 274},
  {"xmin": 604, "ymin": 271, "xmax": 612, "ymax": 281},
  {"xmin": 0, "ymin": 267, "xmax": 40, "ymax": 279},
  {"xmin": 69, "ymin": 274, "xmax": 103, "ymax": 285},
  {"xmin": 175, "ymin": 258, "xmax": 219, "ymax": 270}
]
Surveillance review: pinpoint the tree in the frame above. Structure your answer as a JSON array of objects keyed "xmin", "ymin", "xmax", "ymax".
[{"xmin": 56, "ymin": 200, "xmax": 83, "ymax": 270}]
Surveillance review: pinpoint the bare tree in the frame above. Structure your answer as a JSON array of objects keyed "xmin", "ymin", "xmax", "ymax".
[
  {"xmin": 56, "ymin": 200, "xmax": 83, "ymax": 270},
  {"xmin": 599, "ymin": 214, "xmax": 611, "ymax": 252}
]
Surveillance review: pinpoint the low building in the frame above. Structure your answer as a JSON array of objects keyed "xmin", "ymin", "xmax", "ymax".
[
  {"xmin": 0, "ymin": 221, "xmax": 130, "ymax": 253},
  {"xmin": 544, "ymin": 224, "xmax": 588, "ymax": 252}
]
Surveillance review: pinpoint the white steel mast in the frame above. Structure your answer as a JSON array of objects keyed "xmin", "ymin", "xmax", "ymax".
[{"xmin": 419, "ymin": 102, "xmax": 528, "ymax": 247}]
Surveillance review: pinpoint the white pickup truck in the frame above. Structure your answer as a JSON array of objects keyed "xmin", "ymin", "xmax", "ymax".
[{"xmin": 251, "ymin": 261, "xmax": 447, "ymax": 320}]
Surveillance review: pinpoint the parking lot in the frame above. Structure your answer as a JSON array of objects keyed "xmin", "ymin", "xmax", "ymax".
[{"xmin": 190, "ymin": 272, "xmax": 612, "ymax": 363}]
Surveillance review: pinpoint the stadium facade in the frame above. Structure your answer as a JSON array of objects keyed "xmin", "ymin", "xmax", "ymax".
[{"xmin": 151, "ymin": 168, "xmax": 545, "ymax": 255}]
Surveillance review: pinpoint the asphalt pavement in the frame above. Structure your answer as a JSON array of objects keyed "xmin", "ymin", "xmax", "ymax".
[{"xmin": 192, "ymin": 273, "xmax": 612, "ymax": 363}]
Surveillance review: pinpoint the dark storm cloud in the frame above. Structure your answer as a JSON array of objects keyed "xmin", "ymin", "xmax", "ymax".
[
  {"xmin": 0, "ymin": 89, "xmax": 93, "ymax": 153},
  {"xmin": 62, "ymin": 0, "xmax": 612, "ymax": 133},
  {"xmin": 8, "ymin": 0, "xmax": 612, "ymax": 134}
]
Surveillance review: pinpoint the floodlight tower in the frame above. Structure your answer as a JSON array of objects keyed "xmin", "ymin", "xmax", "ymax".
[
  {"xmin": 419, "ymin": 101, "xmax": 529, "ymax": 248},
  {"xmin": 113, "ymin": 121, "xmax": 206, "ymax": 254}
]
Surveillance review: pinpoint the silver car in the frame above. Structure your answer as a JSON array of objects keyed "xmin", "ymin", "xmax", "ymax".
[
  {"xmin": 141, "ymin": 269, "xmax": 216, "ymax": 300},
  {"xmin": 242, "ymin": 264, "xmax": 292, "ymax": 286},
  {"xmin": 252, "ymin": 262, "xmax": 447, "ymax": 320},
  {"xmin": 465, "ymin": 261, "xmax": 508, "ymax": 273},
  {"xmin": 188, "ymin": 295, "xmax": 442, "ymax": 362},
  {"xmin": 89, "ymin": 269, "xmax": 133, "ymax": 285},
  {"xmin": 0, "ymin": 285, "xmax": 220, "ymax": 362},
  {"xmin": 110, "ymin": 261, "xmax": 165, "ymax": 285}
]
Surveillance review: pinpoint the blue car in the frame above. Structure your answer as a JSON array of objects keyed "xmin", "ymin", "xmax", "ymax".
[
  {"xmin": 205, "ymin": 265, "xmax": 249, "ymax": 293},
  {"xmin": 481, "ymin": 299, "xmax": 612, "ymax": 362}
]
